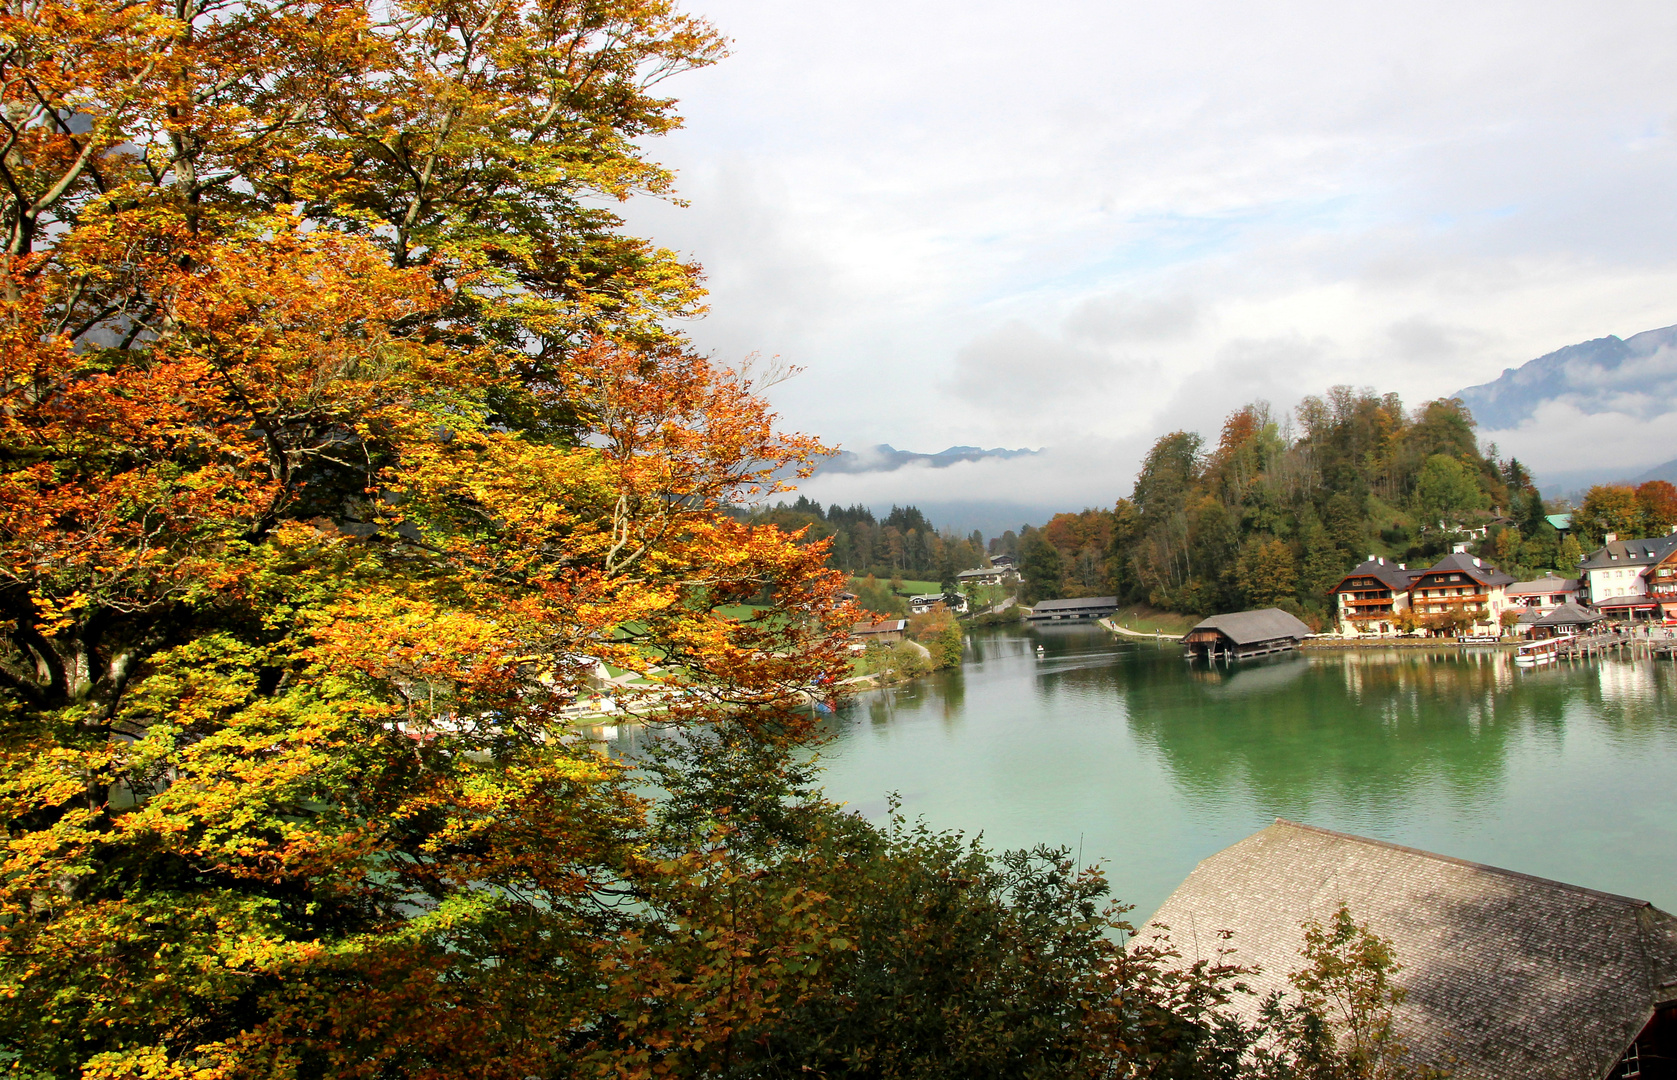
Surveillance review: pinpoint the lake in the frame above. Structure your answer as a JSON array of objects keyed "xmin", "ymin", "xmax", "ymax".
[{"xmin": 813, "ymin": 623, "xmax": 1677, "ymax": 922}]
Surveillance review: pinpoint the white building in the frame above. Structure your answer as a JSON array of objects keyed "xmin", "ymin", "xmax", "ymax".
[{"xmin": 1578, "ymin": 532, "xmax": 1677, "ymax": 620}]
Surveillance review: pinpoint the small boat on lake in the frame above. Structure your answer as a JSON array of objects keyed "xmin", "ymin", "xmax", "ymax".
[
  {"xmin": 1515, "ymin": 635, "xmax": 1573, "ymax": 666},
  {"xmin": 1457, "ymin": 635, "xmax": 1499, "ymax": 646}
]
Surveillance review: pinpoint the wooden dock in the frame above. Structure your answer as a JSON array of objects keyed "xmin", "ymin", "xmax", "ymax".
[{"xmin": 1555, "ymin": 632, "xmax": 1675, "ymax": 661}]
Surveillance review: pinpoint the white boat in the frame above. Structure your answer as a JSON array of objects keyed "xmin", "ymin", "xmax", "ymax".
[{"xmin": 1515, "ymin": 634, "xmax": 1573, "ymax": 666}]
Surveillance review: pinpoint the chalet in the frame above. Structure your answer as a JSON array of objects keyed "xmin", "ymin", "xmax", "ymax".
[
  {"xmin": 1546, "ymin": 512, "xmax": 1574, "ymax": 537},
  {"xmin": 1329, "ymin": 556, "xmax": 1420, "ymax": 636},
  {"xmin": 1183, "ymin": 608, "xmax": 1312, "ymax": 660},
  {"xmin": 1504, "ymin": 573, "xmax": 1582, "ymax": 615},
  {"xmin": 850, "ymin": 619, "xmax": 906, "ymax": 644},
  {"xmin": 909, "ymin": 593, "xmax": 968, "ymax": 615},
  {"xmin": 956, "ymin": 566, "xmax": 1012, "ymax": 588},
  {"xmin": 1406, "ymin": 550, "xmax": 1514, "ymax": 635},
  {"xmin": 1579, "ymin": 532, "xmax": 1677, "ymax": 620},
  {"xmin": 1024, "ymin": 595, "xmax": 1119, "ymax": 621},
  {"xmin": 1133, "ymin": 819, "xmax": 1677, "ymax": 1080},
  {"xmin": 989, "ymin": 553, "xmax": 1017, "ymax": 569}
]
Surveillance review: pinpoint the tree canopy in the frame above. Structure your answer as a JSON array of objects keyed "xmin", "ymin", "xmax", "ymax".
[{"xmin": 1008, "ymin": 390, "xmax": 1570, "ymax": 623}]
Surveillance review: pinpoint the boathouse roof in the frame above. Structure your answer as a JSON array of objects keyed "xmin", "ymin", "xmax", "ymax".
[
  {"xmin": 1135, "ymin": 819, "xmax": 1677, "ymax": 1080},
  {"xmin": 850, "ymin": 619, "xmax": 906, "ymax": 635},
  {"xmin": 1186, "ymin": 608, "xmax": 1312, "ymax": 645},
  {"xmin": 1533, "ymin": 602, "xmax": 1605, "ymax": 626},
  {"xmin": 1028, "ymin": 596, "xmax": 1118, "ymax": 614}
]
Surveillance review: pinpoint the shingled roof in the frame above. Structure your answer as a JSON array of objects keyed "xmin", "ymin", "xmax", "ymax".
[
  {"xmin": 1134, "ymin": 820, "xmax": 1677, "ymax": 1080},
  {"xmin": 1533, "ymin": 602, "xmax": 1606, "ymax": 627},
  {"xmin": 1334, "ymin": 556, "xmax": 1421, "ymax": 593},
  {"xmin": 1186, "ymin": 608, "xmax": 1312, "ymax": 645},
  {"xmin": 1415, "ymin": 551, "xmax": 1516, "ymax": 588},
  {"xmin": 1579, "ymin": 533, "xmax": 1677, "ymax": 570}
]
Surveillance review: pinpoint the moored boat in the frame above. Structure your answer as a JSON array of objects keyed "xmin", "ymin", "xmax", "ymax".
[{"xmin": 1515, "ymin": 634, "xmax": 1573, "ymax": 666}]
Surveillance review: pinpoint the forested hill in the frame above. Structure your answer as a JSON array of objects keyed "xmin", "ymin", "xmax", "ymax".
[
  {"xmin": 1067, "ymin": 391, "xmax": 1534, "ymax": 625},
  {"xmin": 760, "ymin": 385, "xmax": 1677, "ymax": 628},
  {"xmin": 749, "ymin": 499, "xmax": 990, "ymax": 587}
]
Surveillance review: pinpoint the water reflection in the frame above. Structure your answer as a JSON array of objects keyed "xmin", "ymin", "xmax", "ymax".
[{"xmin": 816, "ymin": 623, "xmax": 1677, "ymax": 915}]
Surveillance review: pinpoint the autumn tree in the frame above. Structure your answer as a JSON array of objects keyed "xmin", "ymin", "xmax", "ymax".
[
  {"xmin": 1, "ymin": 2, "xmax": 1292, "ymax": 1076},
  {"xmin": 0, "ymin": 0, "xmax": 861, "ymax": 1073},
  {"xmin": 1574, "ymin": 484, "xmax": 1644, "ymax": 545},
  {"xmin": 1236, "ymin": 537, "xmax": 1298, "ymax": 608},
  {"xmin": 1637, "ymin": 480, "xmax": 1677, "ymax": 535}
]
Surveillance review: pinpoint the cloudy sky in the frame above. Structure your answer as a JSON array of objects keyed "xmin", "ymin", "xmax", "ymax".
[{"xmin": 624, "ymin": 0, "xmax": 1677, "ymax": 521}]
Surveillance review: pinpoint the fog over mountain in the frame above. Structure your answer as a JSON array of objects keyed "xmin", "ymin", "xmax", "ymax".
[
  {"xmin": 1453, "ymin": 322, "xmax": 1677, "ymax": 495},
  {"xmin": 814, "ymin": 444, "xmax": 1039, "ymax": 475}
]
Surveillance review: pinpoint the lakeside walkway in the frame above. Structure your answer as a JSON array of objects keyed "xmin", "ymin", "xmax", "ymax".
[{"xmin": 1099, "ymin": 617, "xmax": 1183, "ymax": 641}]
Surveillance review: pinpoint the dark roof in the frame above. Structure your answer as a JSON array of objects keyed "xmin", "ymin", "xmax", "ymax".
[
  {"xmin": 1333, "ymin": 557, "xmax": 1420, "ymax": 593},
  {"xmin": 1029, "ymin": 596, "xmax": 1118, "ymax": 613},
  {"xmin": 1506, "ymin": 575, "xmax": 1579, "ymax": 595},
  {"xmin": 1579, "ymin": 533, "xmax": 1677, "ymax": 570},
  {"xmin": 1594, "ymin": 594, "xmax": 1662, "ymax": 609},
  {"xmin": 1414, "ymin": 551, "xmax": 1515, "ymax": 588},
  {"xmin": 1134, "ymin": 820, "xmax": 1677, "ymax": 1080},
  {"xmin": 1533, "ymin": 602, "xmax": 1606, "ymax": 626},
  {"xmin": 1187, "ymin": 608, "xmax": 1312, "ymax": 645}
]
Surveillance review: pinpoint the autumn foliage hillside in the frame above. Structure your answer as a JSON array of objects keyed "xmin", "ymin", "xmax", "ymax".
[{"xmin": 0, "ymin": 0, "xmax": 1445, "ymax": 1076}]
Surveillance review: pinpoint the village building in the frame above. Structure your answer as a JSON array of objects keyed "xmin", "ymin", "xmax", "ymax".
[
  {"xmin": 908, "ymin": 593, "xmax": 967, "ymax": 615},
  {"xmin": 1023, "ymin": 596, "xmax": 1119, "ymax": 621},
  {"xmin": 988, "ymin": 553, "xmax": 1017, "ymax": 570},
  {"xmin": 849, "ymin": 618, "xmax": 906, "ymax": 646},
  {"xmin": 1579, "ymin": 532, "xmax": 1677, "ymax": 621},
  {"xmin": 1504, "ymin": 573, "xmax": 1583, "ymax": 615},
  {"xmin": 1546, "ymin": 511, "xmax": 1574, "ymax": 537},
  {"xmin": 1328, "ymin": 555, "xmax": 1420, "ymax": 636},
  {"xmin": 1530, "ymin": 601, "xmax": 1607, "ymax": 638},
  {"xmin": 955, "ymin": 566, "xmax": 1012, "ymax": 588},
  {"xmin": 1406, "ymin": 549, "xmax": 1514, "ymax": 635},
  {"xmin": 1649, "ymin": 541, "xmax": 1677, "ymax": 621},
  {"xmin": 1183, "ymin": 608, "xmax": 1313, "ymax": 660},
  {"xmin": 1134, "ymin": 819, "xmax": 1677, "ymax": 1080}
]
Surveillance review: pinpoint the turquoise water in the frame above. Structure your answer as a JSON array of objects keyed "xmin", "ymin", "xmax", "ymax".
[{"xmin": 813, "ymin": 624, "xmax": 1677, "ymax": 922}]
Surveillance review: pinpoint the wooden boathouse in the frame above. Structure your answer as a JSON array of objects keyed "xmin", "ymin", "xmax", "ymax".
[
  {"xmin": 1183, "ymin": 608, "xmax": 1312, "ymax": 660},
  {"xmin": 1024, "ymin": 596, "xmax": 1119, "ymax": 621}
]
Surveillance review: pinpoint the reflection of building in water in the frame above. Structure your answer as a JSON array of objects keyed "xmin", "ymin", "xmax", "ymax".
[
  {"xmin": 1136, "ymin": 820, "xmax": 1677, "ymax": 1080},
  {"xmin": 1598, "ymin": 659, "xmax": 1658, "ymax": 703}
]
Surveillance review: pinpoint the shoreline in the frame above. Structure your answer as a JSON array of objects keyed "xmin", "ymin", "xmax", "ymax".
[{"xmin": 1301, "ymin": 638, "xmax": 1516, "ymax": 651}]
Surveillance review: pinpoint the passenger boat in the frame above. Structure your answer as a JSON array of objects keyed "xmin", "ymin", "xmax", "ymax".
[
  {"xmin": 1456, "ymin": 635, "xmax": 1499, "ymax": 646},
  {"xmin": 1515, "ymin": 635, "xmax": 1572, "ymax": 666}
]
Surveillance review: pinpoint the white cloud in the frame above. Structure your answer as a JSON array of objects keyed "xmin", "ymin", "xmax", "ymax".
[
  {"xmin": 622, "ymin": 0, "xmax": 1677, "ymax": 503},
  {"xmin": 1485, "ymin": 401, "xmax": 1677, "ymax": 476}
]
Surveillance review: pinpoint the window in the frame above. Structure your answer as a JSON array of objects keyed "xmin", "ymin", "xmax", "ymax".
[{"xmin": 1618, "ymin": 1041, "xmax": 1641, "ymax": 1078}]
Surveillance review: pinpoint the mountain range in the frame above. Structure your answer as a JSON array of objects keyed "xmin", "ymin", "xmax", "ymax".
[{"xmin": 1453, "ymin": 323, "xmax": 1677, "ymax": 494}]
